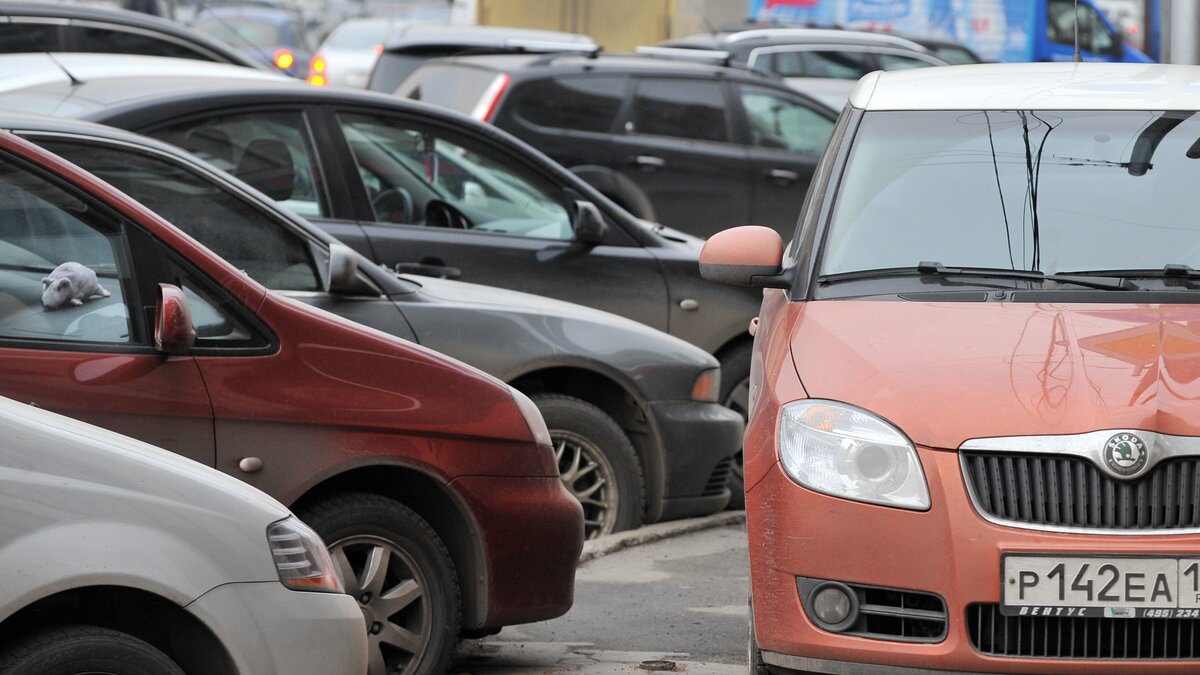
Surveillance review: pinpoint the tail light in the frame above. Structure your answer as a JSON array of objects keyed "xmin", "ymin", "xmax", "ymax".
[
  {"xmin": 469, "ymin": 73, "xmax": 511, "ymax": 123},
  {"xmin": 307, "ymin": 53, "xmax": 327, "ymax": 86},
  {"xmin": 273, "ymin": 48, "xmax": 295, "ymax": 71}
]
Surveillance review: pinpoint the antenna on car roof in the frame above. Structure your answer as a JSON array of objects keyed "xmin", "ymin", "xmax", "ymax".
[
  {"xmin": 1073, "ymin": 0, "xmax": 1082, "ymax": 62},
  {"xmin": 702, "ymin": 15, "xmax": 719, "ymax": 36},
  {"xmin": 44, "ymin": 52, "xmax": 82, "ymax": 86}
]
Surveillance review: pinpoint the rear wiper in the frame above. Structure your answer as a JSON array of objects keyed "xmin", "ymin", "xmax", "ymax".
[{"xmin": 915, "ymin": 262, "xmax": 1136, "ymax": 290}]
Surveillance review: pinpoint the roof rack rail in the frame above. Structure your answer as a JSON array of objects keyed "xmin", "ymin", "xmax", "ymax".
[
  {"xmin": 633, "ymin": 45, "xmax": 731, "ymax": 67},
  {"xmin": 524, "ymin": 47, "xmax": 603, "ymax": 67},
  {"xmin": 502, "ymin": 38, "xmax": 601, "ymax": 55}
]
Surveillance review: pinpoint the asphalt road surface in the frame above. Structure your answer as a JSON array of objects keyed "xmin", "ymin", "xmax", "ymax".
[{"xmin": 450, "ymin": 521, "xmax": 750, "ymax": 674}]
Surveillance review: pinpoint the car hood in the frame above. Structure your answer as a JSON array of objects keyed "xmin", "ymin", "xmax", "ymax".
[{"xmin": 790, "ymin": 301, "xmax": 1200, "ymax": 450}]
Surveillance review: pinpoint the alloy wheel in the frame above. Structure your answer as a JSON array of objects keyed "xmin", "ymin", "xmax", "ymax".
[
  {"xmin": 555, "ymin": 430, "xmax": 619, "ymax": 539},
  {"xmin": 330, "ymin": 535, "xmax": 431, "ymax": 675}
]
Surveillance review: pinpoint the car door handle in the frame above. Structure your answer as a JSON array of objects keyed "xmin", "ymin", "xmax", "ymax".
[
  {"xmin": 766, "ymin": 168, "xmax": 800, "ymax": 185},
  {"xmin": 394, "ymin": 262, "xmax": 462, "ymax": 279},
  {"xmin": 634, "ymin": 155, "xmax": 665, "ymax": 171}
]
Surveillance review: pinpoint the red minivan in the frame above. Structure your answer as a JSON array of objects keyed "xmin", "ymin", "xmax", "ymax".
[
  {"xmin": 0, "ymin": 129, "xmax": 582, "ymax": 674},
  {"xmin": 704, "ymin": 63, "xmax": 1200, "ymax": 674}
]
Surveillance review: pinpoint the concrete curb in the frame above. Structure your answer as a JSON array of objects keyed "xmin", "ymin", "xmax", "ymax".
[{"xmin": 578, "ymin": 510, "xmax": 745, "ymax": 565}]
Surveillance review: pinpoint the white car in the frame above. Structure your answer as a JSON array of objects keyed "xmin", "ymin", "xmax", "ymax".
[
  {"xmin": 307, "ymin": 16, "xmax": 407, "ymax": 88},
  {"xmin": 0, "ymin": 396, "xmax": 366, "ymax": 674}
]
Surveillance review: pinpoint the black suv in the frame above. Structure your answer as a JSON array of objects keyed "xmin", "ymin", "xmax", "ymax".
[{"xmin": 397, "ymin": 52, "xmax": 839, "ymax": 240}]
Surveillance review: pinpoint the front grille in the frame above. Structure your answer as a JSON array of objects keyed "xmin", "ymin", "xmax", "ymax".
[
  {"xmin": 797, "ymin": 578, "xmax": 947, "ymax": 643},
  {"xmin": 968, "ymin": 604, "xmax": 1200, "ymax": 659},
  {"xmin": 962, "ymin": 452, "xmax": 1200, "ymax": 530},
  {"xmin": 703, "ymin": 457, "xmax": 733, "ymax": 497}
]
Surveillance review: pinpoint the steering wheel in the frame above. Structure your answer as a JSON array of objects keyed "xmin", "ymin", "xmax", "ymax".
[
  {"xmin": 371, "ymin": 187, "xmax": 414, "ymax": 224},
  {"xmin": 425, "ymin": 199, "xmax": 470, "ymax": 230}
]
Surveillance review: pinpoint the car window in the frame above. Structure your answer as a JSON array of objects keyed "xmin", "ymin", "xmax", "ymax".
[
  {"xmin": 66, "ymin": 26, "xmax": 214, "ymax": 61},
  {"xmin": 0, "ymin": 156, "xmax": 132, "ymax": 345},
  {"xmin": 38, "ymin": 140, "xmax": 321, "ymax": 292},
  {"xmin": 758, "ymin": 49, "xmax": 872, "ymax": 79},
  {"xmin": 876, "ymin": 53, "xmax": 938, "ymax": 71},
  {"xmin": 151, "ymin": 111, "xmax": 329, "ymax": 219},
  {"xmin": 397, "ymin": 63, "xmax": 508, "ymax": 115},
  {"xmin": 0, "ymin": 23, "xmax": 61, "ymax": 52},
  {"xmin": 509, "ymin": 76, "xmax": 626, "ymax": 133},
  {"xmin": 192, "ymin": 16, "xmax": 283, "ymax": 48},
  {"xmin": 162, "ymin": 255, "xmax": 257, "ymax": 344},
  {"xmin": 337, "ymin": 112, "xmax": 573, "ymax": 240},
  {"xmin": 1047, "ymin": 0, "xmax": 1116, "ymax": 53},
  {"xmin": 738, "ymin": 85, "xmax": 834, "ymax": 156},
  {"xmin": 629, "ymin": 78, "xmax": 729, "ymax": 143}
]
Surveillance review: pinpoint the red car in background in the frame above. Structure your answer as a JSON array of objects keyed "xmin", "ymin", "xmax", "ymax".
[{"xmin": 0, "ymin": 129, "xmax": 582, "ymax": 675}]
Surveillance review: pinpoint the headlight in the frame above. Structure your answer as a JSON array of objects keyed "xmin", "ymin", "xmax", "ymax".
[
  {"xmin": 691, "ymin": 368, "xmax": 721, "ymax": 402},
  {"xmin": 778, "ymin": 400, "xmax": 930, "ymax": 510},
  {"xmin": 267, "ymin": 517, "xmax": 344, "ymax": 593}
]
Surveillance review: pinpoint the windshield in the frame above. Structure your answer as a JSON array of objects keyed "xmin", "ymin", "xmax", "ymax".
[{"xmin": 820, "ymin": 110, "xmax": 1200, "ymax": 277}]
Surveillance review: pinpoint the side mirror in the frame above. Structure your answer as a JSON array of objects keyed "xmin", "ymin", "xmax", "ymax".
[
  {"xmin": 327, "ymin": 243, "xmax": 359, "ymax": 293},
  {"xmin": 699, "ymin": 226, "xmax": 788, "ymax": 288},
  {"xmin": 155, "ymin": 283, "xmax": 196, "ymax": 354},
  {"xmin": 572, "ymin": 200, "xmax": 608, "ymax": 246}
]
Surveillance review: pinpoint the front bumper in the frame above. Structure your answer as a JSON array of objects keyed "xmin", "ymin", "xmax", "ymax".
[
  {"xmin": 450, "ymin": 474, "xmax": 583, "ymax": 630},
  {"xmin": 750, "ymin": 447, "xmax": 1200, "ymax": 674},
  {"xmin": 186, "ymin": 581, "xmax": 367, "ymax": 674},
  {"xmin": 648, "ymin": 400, "xmax": 743, "ymax": 522}
]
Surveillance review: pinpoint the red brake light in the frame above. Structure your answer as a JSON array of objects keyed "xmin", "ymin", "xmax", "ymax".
[{"xmin": 470, "ymin": 73, "xmax": 511, "ymax": 123}]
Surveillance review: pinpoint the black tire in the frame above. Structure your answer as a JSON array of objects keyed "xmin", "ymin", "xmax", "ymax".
[
  {"xmin": 570, "ymin": 165, "xmax": 658, "ymax": 222},
  {"xmin": 0, "ymin": 624, "xmax": 184, "ymax": 675},
  {"xmin": 719, "ymin": 341, "xmax": 753, "ymax": 510},
  {"xmin": 300, "ymin": 493, "xmax": 459, "ymax": 675},
  {"xmin": 532, "ymin": 393, "xmax": 643, "ymax": 539}
]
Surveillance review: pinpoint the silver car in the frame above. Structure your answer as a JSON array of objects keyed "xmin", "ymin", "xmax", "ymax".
[{"xmin": 0, "ymin": 396, "xmax": 366, "ymax": 674}]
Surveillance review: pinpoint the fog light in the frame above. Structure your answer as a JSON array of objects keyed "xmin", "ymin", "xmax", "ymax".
[{"xmin": 808, "ymin": 582, "xmax": 857, "ymax": 631}]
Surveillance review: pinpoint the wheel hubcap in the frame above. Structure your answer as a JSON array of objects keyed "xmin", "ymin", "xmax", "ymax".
[
  {"xmin": 554, "ymin": 430, "xmax": 618, "ymax": 539},
  {"xmin": 330, "ymin": 535, "xmax": 430, "ymax": 675}
]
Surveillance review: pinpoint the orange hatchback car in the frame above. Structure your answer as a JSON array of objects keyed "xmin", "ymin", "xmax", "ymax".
[{"xmin": 704, "ymin": 63, "xmax": 1200, "ymax": 674}]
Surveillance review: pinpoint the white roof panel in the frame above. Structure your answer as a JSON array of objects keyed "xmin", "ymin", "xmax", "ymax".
[{"xmin": 849, "ymin": 63, "xmax": 1200, "ymax": 111}]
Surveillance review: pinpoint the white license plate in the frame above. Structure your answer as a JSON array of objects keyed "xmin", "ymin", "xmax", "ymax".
[{"xmin": 1002, "ymin": 555, "xmax": 1200, "ymax": 618}]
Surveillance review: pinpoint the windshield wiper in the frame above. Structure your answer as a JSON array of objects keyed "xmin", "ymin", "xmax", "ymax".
[
  {"xmin": 915, "ymin": 262, "xmax": 1136, "ymax": 290},
  {"xmin": 817, "ymin": 262, "xmax": 1135, "ymax": 290}
]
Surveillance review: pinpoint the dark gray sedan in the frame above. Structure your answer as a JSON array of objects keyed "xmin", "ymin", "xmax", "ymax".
[
  {"xmin": 9, "ymin": 114, "xmax": 742, "ymax": 542},
  {"xmin": 0, "ymin": 58, "xmax": 761, "ymax": 503}
]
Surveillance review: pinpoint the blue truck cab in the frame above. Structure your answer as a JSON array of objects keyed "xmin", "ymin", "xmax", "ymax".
[{"xmin": 749, "ymin": 0, "xmax": 1154, "ymax": 63}]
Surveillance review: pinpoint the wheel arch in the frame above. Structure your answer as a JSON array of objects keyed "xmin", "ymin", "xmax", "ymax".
[
  {"xmin": 0, "ymin": 585, "xmax": 236, "ymax": 675},
  {"xmin": 509, "ymin": 365, "xmax": 668, "ymax": 523},
  {"xmin": 289, "ymin": 464, "xmax": 489, "ymax": 631}
]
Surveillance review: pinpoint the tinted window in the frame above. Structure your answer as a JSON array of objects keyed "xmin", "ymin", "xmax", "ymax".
[
  {"xmin": 0, "ymin": 23, "xmax": 61, "ymax": 52},
  {"xmin": 822, "ymin": 110, "xmax": 1200, "ymax": 276},
  {"xmin": 397, "ymin": 63, "xmax": 506, "ymax": 115},
  {"xmin": 39, "ymin": 140, "xmax": 320, "ymax": 292},
  {"xmin": 738, "ymin": 85, "xmax": 834, "ymax": 155},
  {"xmin": 630, "ymin": 79, "xmax": 728, "ymax": 143},
  {"xmin": 68, "ymin": 26, "xmax": 213, "ymax": 61},
  {"xmin": 510, "ymin": 76, "xmax": 625, "ymax": 133},
  {"xmin": 152, "ymin": 111, "xmax": 329, "ymax": 219},
  {"xmin": 339, "ymin": 112, "xmax": 573, "ymax": 240},
  {"xmin": 757, "ymin": 49, "xmax": 871, "ymax": 79},
  {"xmin": 0, "ymin": 156, "xmax": 132, "ymax": 345}
]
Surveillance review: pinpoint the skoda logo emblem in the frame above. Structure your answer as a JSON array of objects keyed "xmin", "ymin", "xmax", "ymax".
[{"xmin": 1104, "ymin": 433, "xmax": 1148, "ymax": 477}]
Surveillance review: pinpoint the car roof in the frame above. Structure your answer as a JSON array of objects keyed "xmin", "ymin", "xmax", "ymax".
[
  {"xmin": 663, "ymin": 28, "xmax": 929, "ymax": 52},
  {"xmin": 427, "ymin": 51, "xmax": 782, "ymax": 80},
  {"xmin": 851, "ymin": 63, "xmax": 1200, "ymax": 111},
  {"xmin": 381, "ymin": 23, "xmax": 596, "ymax": 53},
  {"xmin": 0, "ymin": 53, "xmax": 288, "ymax": 114}
]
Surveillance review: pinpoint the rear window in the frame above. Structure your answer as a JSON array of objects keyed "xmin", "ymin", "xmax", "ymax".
[
  {"xmin": 192, "ymin": 17, "xmax": 283, "ymax": 48},
  {"xmin": 326, "ymin": 21, "xmax": 393, "ymax": 48},
  {"xmin": 509, "ymin": 76, "xmax": 625, "ymax": 133},
  {"xmin": 398, "ymin": 63, "xmax": 505, "ymax": 115},
  {"xmin": 0, "ymin": 23, "xmax": 61, "ymax": 52}
]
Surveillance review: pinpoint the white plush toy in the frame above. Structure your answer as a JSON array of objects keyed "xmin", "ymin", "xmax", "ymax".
[{"xmin": 41, "ymin": 262, "xmax": 110, "ymax": 310}]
